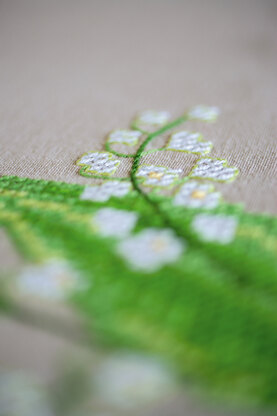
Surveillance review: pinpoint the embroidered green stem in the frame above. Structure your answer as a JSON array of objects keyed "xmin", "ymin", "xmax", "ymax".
[
  {"xmin": 130, "ymin": 122, "xmax": 149, "ymax": 135},
  {"xmin": 131, "ymin": 115, "xmax": 188, "ymax": 192},
  {"xmin": 105, "ymin": 142, "xmax": 136, "ymax": 158},
  {"xmin": 105, "ymin": 138, "xmax": 166, "ymax": 159}
]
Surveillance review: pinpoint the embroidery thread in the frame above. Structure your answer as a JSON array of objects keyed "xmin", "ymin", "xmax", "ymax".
[{"xmin": 1, "ymin": 107, "xmax": 277, "ymax": 407}]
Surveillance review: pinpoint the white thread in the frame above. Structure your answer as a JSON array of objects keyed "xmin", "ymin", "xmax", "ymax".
[
  {"xmin": 77, "ymin": 151, "xmax": 120, "ymax": 175},
  {"xmin": 135, "ymin": 110, "xmax": 170, "ymax": 126},
  {"xmin": 190, "ymin": 158, "xmax": 238, "ymax": 182},
  {"xmin": 192, "ymin": 214, "xmax": 238, "ymax": 244},
  {"xmin": 167, "ymin": 131, "xmax": 212, "ymax": 155},
  {"xmin": 136, "ymin": 165, "xmax": 182, "ymax": 187},
  {"xmin": 174, "ymin": 181, "xmax": 220, "ymax": 209},
  {"xmin": 117, "ymin": 228, "xmax": 185, "ymax": 272},
  {"xmin": 107, "ymin": 129, "xmax": 142, "ymax": 146},
  {"xmin": 188, "ymin": 106, "xmax": 220, "ymax": 121},
  {"xmin": 80, "ymin": 181, "xmax": 131, "ymax": 202},
  {"xmin": 17, "ymin": 260, "xmax": 83, "ymax": 300},
  {"xmin": 92, "ymin": 207, "xmax": 138, "ymax": 238},
  {"xmin": 94, "ymin": 353, "xmax": 175, "ymax": 408}
]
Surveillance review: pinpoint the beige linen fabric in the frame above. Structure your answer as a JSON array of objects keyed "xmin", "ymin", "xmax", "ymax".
[
  {"xmin": 0, "ymin": 0, "xmax": 276, "ymax": 214},
  {"xmin": 0, "ymin": 2, "xmax": 276, "ymax": 414}
]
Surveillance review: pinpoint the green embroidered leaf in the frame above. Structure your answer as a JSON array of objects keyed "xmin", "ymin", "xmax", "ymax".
[{"xmin": 0, "ymin": 175, "xmax": 277, "ymax": 406}]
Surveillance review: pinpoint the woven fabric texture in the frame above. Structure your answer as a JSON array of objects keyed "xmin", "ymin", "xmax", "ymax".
[{"xmin": 0, "ymin": 0, "xmax": 276, "ymax": 214}]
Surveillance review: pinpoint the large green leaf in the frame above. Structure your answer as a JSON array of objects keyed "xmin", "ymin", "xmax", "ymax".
[{"xmin": 0, "ymin": 175, "xmax": 277, "ymax": 406}]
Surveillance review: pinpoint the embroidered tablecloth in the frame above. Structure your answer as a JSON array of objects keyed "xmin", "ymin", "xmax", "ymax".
[{"xmin": 0, "ymin": 1, "xmax": 276, "ymax": 415}]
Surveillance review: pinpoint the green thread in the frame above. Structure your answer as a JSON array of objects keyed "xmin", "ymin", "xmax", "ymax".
[
  {"xmin": 2, "ymin": 110, "xmax": 277, "ymax": 407},
  {"xmin": 1, "ymin": 175, "xmax": 277, "ymax": 406},
  {"xmin": 130, "ymin": 115, "xmax": 188, "ymax": 190},
  {"xmin": 104, "ymin": 141, "xmax": 136, "ymax": 158},
  {"xmin": 79, "ymin": 166, "xmax": 130, "ymax": 181},
  {"xmin": 0, "ymin": 173, "xmax": 277, "ymax": 403}
]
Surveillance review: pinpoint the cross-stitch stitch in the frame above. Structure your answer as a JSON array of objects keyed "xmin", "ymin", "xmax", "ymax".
[{"xmin": 0, "ymin": 108, "xmax": 277, "ymax": 409}]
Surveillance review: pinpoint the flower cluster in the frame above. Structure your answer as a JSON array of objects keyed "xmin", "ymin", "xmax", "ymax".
[
  {"xmin": 75, "ymin": 107, "xmax": 239, "ymax": 271},
  {"xmin": 190, "ymin": 158, "xmax": 239, "ymax": 182},
  {"xmin": 192, "ymin": 214, "xmax": 238, "ymax": 244},
  {"xmin": 16, "ymin": 260, "xmax": 84, "ymax": 300},
  {"xmin": 188, "ymin": 105, "xmax": 220, "ymax": 121},
  {"xmin": 166, "ymin": 131, "xmax": 212, "ymax": 155},
  {"xmin": 134, "ymin": 110, "xmax": 171, "ymax": 127},
  {"xmin": 81, "ymin": 181, "xmax": 131, "ymax": 202},
  {"xmin": 94, "ymin": 353, "xmax": 176, "ymax": 408},
  {"xmin": 136, "ymin": 165, "xmax": 182, "ymax": 188},
  {"xmin": 92, "ymin": 207, "xmax": 138, "ymax": 238},
  {"xmin": 77, "ymin": 151, "xmax": 120, "ymax": 175},
  {"xmin": 117, "ymin": 228, "xmax": 185, "ymax": 272},
  {"xmin": 107, "ymin": 129, "xmax": 142, "ymax": 146},
  {"xmin": 174, "ymin": 181, "xmax": 220, "ymax": 209},
  {"xmin": 91, "ymin": 206, "xmax": 185, "ymax": 272}
]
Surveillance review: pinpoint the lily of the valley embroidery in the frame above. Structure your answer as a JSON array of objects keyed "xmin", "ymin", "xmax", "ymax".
[
  {"xmin": 1, "ymin": 107, "xmax": 277, "ymax": 408},
  {"xmin": 76, "ymin": 107, "xmax": 239, "ymax": 247}
]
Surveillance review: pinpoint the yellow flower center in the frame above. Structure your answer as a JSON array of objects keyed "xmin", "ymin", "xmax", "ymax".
[
  {"xmin": 151, "ymin": 238, "xmax": 166, "ymax": 252},
  {"xmin": 191, "ymin": 190, "xmax": 206, "ymax": 200},
  {"xmin": 148, "ymin": 171, "xmax": 163, "ymax": 180}
]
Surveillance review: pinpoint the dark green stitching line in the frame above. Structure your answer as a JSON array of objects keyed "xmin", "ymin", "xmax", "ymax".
[
  {"xmin": 130, "ymin": 115, "xmax": 188, "ymax": 194},
  {"xmin": 105, "ymin": 138, "xmax": 166, "ymax": 159},
  {"xmin": 105, "ymin": 141, "xmax": 135, "ymax": 158}
]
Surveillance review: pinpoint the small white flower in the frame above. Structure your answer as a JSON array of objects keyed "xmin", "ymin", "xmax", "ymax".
[
  {"xmin": 80, "ymin": 181, "xmax": 131, "ymax": 202},
  {"xmin": 188, "ymin": 105, "xmax": 220, "ymax": 122},
  {"xmin": 107, "ymin": 129, "xmax": 142, "ymax": 146},
  {"xmin": 17, "ymin": 260, "xmax": 83, "ymax": 300},
  {"xmin": 117, "ymin": 228, "xmax": 185, "ymax": 272},
  {"xmin": 166, "ymin": 131, "xmax": 212, "ymax": 155},
  {"xmin": 192, "ymin": 214, "xmax": 238, "ymax": 244},
  {"xmin": 136, "ymin": 165, "xmax": 182, "ymax": 187},
  {"xmin": 92, "ymin": 208, "xmax": 138, "ymax": 238},
  {"xmin": 76, "ymin": 151, "xmax": 120, "ymax": 175},
  {"xmin": 174, "ymin": 181, "xmax": 220, "ymax": 209},
  {"xmin": 135, "ymin": 110, "xmax": 170, "ymax": 126},
  {"xmin": 94, "ymin": 353, "xmax": 175, "ymax": 408},
  {"xmin": 190, "ymin": 158, "xmax": 239, "ymax": 182},
  {"xmin": 0, "ymin": 372, "xmax": 53, "ymax": 416}
]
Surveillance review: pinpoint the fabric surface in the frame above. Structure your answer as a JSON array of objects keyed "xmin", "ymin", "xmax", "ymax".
[
  {"xmin": 0, "ymin": 0, "xmax": 276, "ymax": 214},
  {"xmin": 0, "ymin": 1, "xmax": 277, "ymax": 415}
]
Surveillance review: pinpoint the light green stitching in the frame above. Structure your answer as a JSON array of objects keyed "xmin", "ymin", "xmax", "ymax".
[
  {"xmin": 166, "ymin": 130, "xmax": 213, "ymax": 155},
  {"xmin": 1, "ymin": 174, "xmax": 277, "ymax": 407},
  {"xmin": 135, "ymin": 164, "xmax": 182, "ymax": 189},
  {"xmin": 189, "ymin": 157, "xmax": 239, "ymax": 183},
  {"xmin": 76, "ymin": 151, "xmax": 121, "ymax": 176}
]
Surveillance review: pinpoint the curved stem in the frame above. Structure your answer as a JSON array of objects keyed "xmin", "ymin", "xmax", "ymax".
[
  {"xmin": 130, "ymin": 121, "xmax": 149, "ymax": 135},
  {"xmin": 131, "ymin": 115, "xmax": 188, "ymax": 192},
  {"xmin": 105, "ymin": 142, "xmax": 136, "ymax": 158}
]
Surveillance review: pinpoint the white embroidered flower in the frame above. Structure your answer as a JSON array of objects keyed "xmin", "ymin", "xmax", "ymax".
[
  {"xmin": 136, "ymin": 165, "xmax": 182, "ymax": 187},
  {"xmin": 92, "ymin": 207, "xmax": 138, "ymax": 238},
  {"xmin": 94, "ymin": 353, "xmax": 175, "ymax": 408},
  {"xmin": 174, "ymin": 181, "xmax": 220, "ymax": 209},
  {"xmin": 0, "ymin": 372, "xmax": 53, "ymax": 416},
  {"xmin": 80, "ymin": 181, "xmax": 131, "ymax": 202},
  {"xmin": 117, "ymin": 228, "xmax": 185, "ymax": 272},
  {"xmin": 135, "ymin": 110, "xmax": 170, "ymax": 126},
  {"xmin": 190, "ymin": 158, "xmax": 239, "ymax": 182},
  {"xmin": 76, "ymin": 151, "xmax": 120, "ymax": 175},
  {"xmin": 107, "ymin": 129, "xmax": 142, "ymax": 146},
  {"xmin": 166, "ymin": 131, "xmax": 212, "ymax": 155},
  {"xmin": 192, "ymin": 214, "xmax": 238, "ymax": 244},
  {"xmin": 17, "ymin": 260, "xmax": 83, "ymax": 300},
  {"xmin": 188, "ymin": 105, "xmax": 220, "ymax": 121}
]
